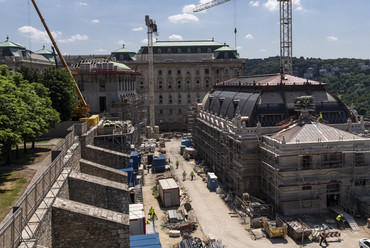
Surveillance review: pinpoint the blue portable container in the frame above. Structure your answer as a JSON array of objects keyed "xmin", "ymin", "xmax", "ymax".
[
  {"xmin": 153, "ymin": 154, "xmax": 166, "ymax": 173},
  {"xmin": 130, "ymin": 151, "xmax": 141, "ymax": 170},
  {"xmin": 181, "ymin": 139, "xmax": 192, "ymax": 147},
  {"xmin": 119, "ymin": 167, "xmax": 137, "ymax": 186}
]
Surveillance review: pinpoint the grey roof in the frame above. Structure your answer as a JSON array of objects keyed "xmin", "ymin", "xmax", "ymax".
[
  {"xmin": 112, "ymin": 44, "xmax": 135, "ymax": 54},
  {"xmin": 272, "ymin": 120, "xmax": 367, "ymax": 144},
  {"xmin": 0, "ymin": 39, "xmax": 25, "ymax": 49},
  {"xmin": 203, "ymin": 74, "xmax": 352, "ymax": 127}
]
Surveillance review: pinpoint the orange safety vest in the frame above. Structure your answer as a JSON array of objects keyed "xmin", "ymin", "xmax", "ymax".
[{"xmin": 321, "ymin": 231, "xmax": 326, "ymax": 238}]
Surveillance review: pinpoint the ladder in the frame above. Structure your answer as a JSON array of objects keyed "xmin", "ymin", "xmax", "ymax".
[{"xmin": 330, "ymin": 206, "xmax": 361, "ymax": 231}]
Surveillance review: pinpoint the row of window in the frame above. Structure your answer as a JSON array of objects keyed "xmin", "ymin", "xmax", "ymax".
[
  {"xmin": 158, "ymin": 68, "xmax": 238, "ymax": 76},
  {"xmin": 159, "ymin": 108, "xmax": 183, "ymax": 115},
  {"xmin": 158, "ymin": 94, "xmax": 201, "ymax": 104},
  {"xmin": 156, "ymin": 47, "xmax": 212, "ymax": 54},
  {"xmin": 138, "ymin": 80, "xmax": 213, "ymax": 90}
]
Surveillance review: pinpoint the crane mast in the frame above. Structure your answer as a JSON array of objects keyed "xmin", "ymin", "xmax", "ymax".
[
  {"xmin": 279, "ymin": 0, "xmax": 293, "ymax": 75},
  {"xmin": 30, "ymin": 0, "xmax": 89, "ymax": 117},
  {"xmin": 193, "ymin": 0, "xmax": 231, "ymax": 12},
  {"xmin": 194, "ymin": 0, "xmax": 293, "ymax": 75},
  {"xmin": 145, "ymin": 15, "xmax": 158, "ymax": 134}
]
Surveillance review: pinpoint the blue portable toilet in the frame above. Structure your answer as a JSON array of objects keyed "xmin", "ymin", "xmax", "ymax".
[
  {"xmin": 147, "ymin": 154, "xmax": 153, "ymax": 165},
  {"xmin": 207, "ymin": 172, "xmax": 218, "ymax": 191},
  {"xmin": 119, "ymin": 167, "xmax": 137, "ymax": 186}
]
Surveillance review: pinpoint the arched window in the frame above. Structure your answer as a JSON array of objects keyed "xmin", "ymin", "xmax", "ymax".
[
  {"xmin": 139, "ymin": 81, "xmax": 144, "ymax": 89},
  {"xmin": 177, "ymin": 48, "xmax": 181, "ymax": 53},
  {"xmin": 197, "ymin": 48, "xmax": 201, "ymax": 53},
  {"xmin": 177, "ymin": 81, "xmax": 181, "ymax": 89},
  {"xmin": 158, "ymin": 81, "xmax": 163, "ymax": 89},
  {"xmin": 187, "ymin": 48, "xmax": 191, "ymax": 53},
  {"xmin": 168, "ymin": 81, "xmax": 172, "ymax": 89},
  {"xmin": 157, "ymin": 49, "xmax": 162, "ymax": 54},
  {"xmin": 167, "ymin": 48, "xmax": 172, "ymax": 53},
  {"xmin": 205, "ymin": 80, "xmax": 209, "ymax": 88}
]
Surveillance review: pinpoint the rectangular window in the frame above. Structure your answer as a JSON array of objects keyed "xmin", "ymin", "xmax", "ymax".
[
  {"xmin": 302, "ymin": 155, "xmax": 311, "ymax": 169},
  {"xmin": 302, "ymin": 186, "xmax": 312, "ymax": 190},
  {"xmin": 355, "ymin": 153, "xmax": 365, "ymax": 166},
  {"xmin": 99, "ymin": 80, "xmax": 105, "ymax": 91}
]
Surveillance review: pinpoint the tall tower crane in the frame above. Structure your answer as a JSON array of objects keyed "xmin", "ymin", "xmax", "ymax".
[
  {"xmin": 145, "ymin": 15, "xmax": 158, "ymax": 135},
  {"xmin": 193, "ymin": 0, "xmax": 293, "ymax": 75},
  {"xmin": 278, "ymin": 0, "xmax": 293, "ymax": 75}
]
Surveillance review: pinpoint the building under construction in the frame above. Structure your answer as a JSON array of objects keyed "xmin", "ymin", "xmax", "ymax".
[{"xmin": 193, "ymin": 73, "xmax": 370, "ymax": 215}]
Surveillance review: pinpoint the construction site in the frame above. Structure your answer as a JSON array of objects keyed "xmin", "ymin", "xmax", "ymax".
[{"xmin": 1, "ymin": 0, "xmax": 370, "ymax": 247}]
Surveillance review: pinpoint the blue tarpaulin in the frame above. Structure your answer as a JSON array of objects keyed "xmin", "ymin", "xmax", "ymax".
[
  {"xmin": 130, "ymin": 233, "xmax": 162, "ymax": 248},
  {"xmin": 119, "ymin": 167, "xmax": 137, "ymax": 186}
]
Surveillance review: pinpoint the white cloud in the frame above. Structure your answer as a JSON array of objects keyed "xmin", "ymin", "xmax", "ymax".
[
  {"xmin": 91, "ymin": 19, "xmax": 100, "ymax": 23},
  {"xmin": 168, "ymin": 13, "xmax": 199, "ymax": 24},
  {"xmin": 169, "ymin": 34, "xmax": 183, "ymax": 41},
  {"xmin": 183, "ymin": 4, "xmax": 196, "ymax": 13},
  {"xmin": 95, "ymin": 49, "xmax": 107, "ymax": 53},
  {"xmin": 132, "ymin": 27, "xmax": 143, "ymax": 31},
  {"xmin": 264, "ymin": 0, "xmax": 278, "ymax": 12},
  {"xmin": 77, "ymin": 2, "xmax": 87, "ymax": 6},
  {"xmin": 249, "ymin": 1, "xmax": 259, "ymax": 7},
  {"xmin": 245, "ymin": 34, "xmax": 254, "ymax": 40},
  {"xmin": 58, "ymin": 34, "xmax": 88, "ymax": 43},
  {"xmin": 237, "ymin": 46, "xmax": 242, "ymax": 50},
  {"xmin": 327, "ymin": 36, "xmax": 338, "ymax": 41},
  {"xmin": 18, "ymin": 26, "xmax": 61, "ymax": 43},
  {"xmin": 259, "ymin": 49, "xmax": 267, "ymax": 53}
]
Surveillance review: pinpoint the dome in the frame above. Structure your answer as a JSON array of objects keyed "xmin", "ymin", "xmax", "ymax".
[
  {"xmin": 111, "ymin": 44, "xmax": 136, "ymax": 61},
  {"xmin": 202, "ymin": 74, "xmax": 352, "ymax": 127}
]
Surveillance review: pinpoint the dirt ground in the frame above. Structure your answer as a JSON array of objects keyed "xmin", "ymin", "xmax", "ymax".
[{"xmin": 142, "ymin": 138, "xmax": 370, "ymax": 248}]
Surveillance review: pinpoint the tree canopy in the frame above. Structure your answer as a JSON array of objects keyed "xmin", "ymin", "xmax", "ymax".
[
  {"xmin": 39, "ymin": 68, "xmax": 77, "ymax": 121},
  {"xmin": 0, "ymin": 65, "xmax": 59, "ymax": 163}
]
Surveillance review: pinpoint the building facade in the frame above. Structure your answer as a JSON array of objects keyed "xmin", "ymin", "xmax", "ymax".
[
  {"xmin": 0, "ymin": 37, "xmax": 55, "ymax": 71},
  {"xmin": 71, "ymin": 59, "xmax": 143, "ymax": 124},
  {"xmin": 193, "ymin": 73, "xmax": 370, "ymax": 215},
  {"xmin": 112, "ymin": 40, "xmax": 245, "ymax": 131}
]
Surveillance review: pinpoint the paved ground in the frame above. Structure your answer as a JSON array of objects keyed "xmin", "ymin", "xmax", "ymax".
[{"xmin": 143, "ymin": 138, "xmax": 370, "ymax": 248}]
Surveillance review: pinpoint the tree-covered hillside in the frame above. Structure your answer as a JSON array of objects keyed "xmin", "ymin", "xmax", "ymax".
[{"xmin": 244, "ymin": 57, "xmax": 370, "ymax": 117}]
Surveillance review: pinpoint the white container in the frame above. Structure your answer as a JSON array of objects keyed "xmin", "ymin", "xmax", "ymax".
[
  {"xmin": 129, "ymin": 204, "xmax": 146, "ymax": 235},
  {"xmin": 158, "ymin": 178, "xmax": 180, "ymax": 207}
]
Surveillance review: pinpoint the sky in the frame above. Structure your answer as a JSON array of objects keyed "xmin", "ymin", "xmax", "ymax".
[{"xmin": 1, "ymin": 0, "xmax": 370, "ymax": 59}]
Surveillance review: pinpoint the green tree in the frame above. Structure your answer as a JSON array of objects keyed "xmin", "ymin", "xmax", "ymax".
[
  {"xmin": 0, "ymin": 65, "xmax": 60, "ymax": 162},
  {"xmin": 39, "ymin": 68, "xmax": 77, "ymax": 121}
]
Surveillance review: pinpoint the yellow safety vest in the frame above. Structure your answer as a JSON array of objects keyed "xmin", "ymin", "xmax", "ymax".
[
  {"xmin": 321, "ymin": 232, "xmax": 326, "ymax": 237},
  {"xmin": 336, "ymin": 215, "xmax": 342, "ymax": 221}
]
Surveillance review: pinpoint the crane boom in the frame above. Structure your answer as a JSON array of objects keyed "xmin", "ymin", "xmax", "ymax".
[
  {"xmin": 30, "ymin": 0, "xmax": 89, "ymax": 116},
  {"xmin": 193, "ymin": 0, "xmax": 231, "ymax": 12},
  {"xmin": 278, "ymin": 0, "xmax": 293, "ymax": 75}
]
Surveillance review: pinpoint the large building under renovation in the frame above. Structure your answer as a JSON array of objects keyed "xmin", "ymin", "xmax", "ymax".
[
  {"xmin": 193, "ymin": 73, "xmax": 370, "ymax": 215},
  {"xmin": 112, "ymin": 40, "xmax": 245, "ymax": 130}
]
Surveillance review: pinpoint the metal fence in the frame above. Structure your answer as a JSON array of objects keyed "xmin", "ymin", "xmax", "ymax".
[{"xmin": 0, "ymin": 126, "xmax": 77, "ymax": 248}]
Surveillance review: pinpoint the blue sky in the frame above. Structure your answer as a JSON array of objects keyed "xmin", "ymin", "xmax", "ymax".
[{"xmin": 1, "ymin": 0, "xmax": 370, "ymax": 59}]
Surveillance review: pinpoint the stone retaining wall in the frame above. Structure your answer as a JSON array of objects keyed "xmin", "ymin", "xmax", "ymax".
[
  {"xmin": 79, "ymin": 159, "xmax": 128, "ymax": 183},
  {"xmin": 68, "ymin": 171, "xmax": 129, "ymax": 214},
  {"xmin": 81, "ymin": 145, "xmax": 130, "ymax": 169},
  {"xmin": 52, "ymin": 198, "xmax": 129, "ymax": 248}
]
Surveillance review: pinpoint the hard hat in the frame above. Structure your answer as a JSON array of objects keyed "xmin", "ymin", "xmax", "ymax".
[{"xmin": 341, "ymin": 214, "xmax": 343, "ymax": 216}]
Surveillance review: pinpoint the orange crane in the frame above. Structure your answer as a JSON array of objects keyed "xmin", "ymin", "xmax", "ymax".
[{"xmin": 31, "ymin": 0, "xmax": 89, "ymax": 118}]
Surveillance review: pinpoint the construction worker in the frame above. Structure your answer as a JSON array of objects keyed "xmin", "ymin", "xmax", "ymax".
[
  {"xmin": 319, "ymin": 230, "xmax": 328, "ymax": 246},
  {"xmin": 336, "ymin": 214, "xmax": 344, "ymax": 229},
  {"xmin": 150, "ymin": 209, "xmax": 157, "ymax": 221},
  {"xmin": 190, "ymin": 171, "xmax": 195, "ymax": 181},
  {"xmin": 182, "ymin": 170, "xmax": 186, "ymax": 181},
  {"xmin": 176, "ymin": 160, "xmax": 179, "ymax": 169}
]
